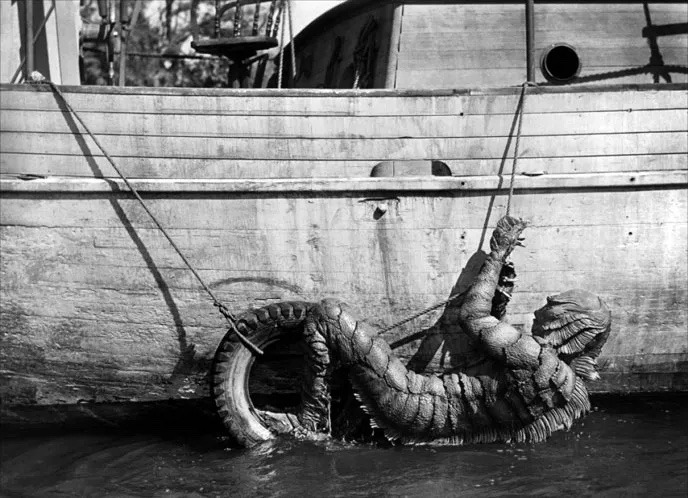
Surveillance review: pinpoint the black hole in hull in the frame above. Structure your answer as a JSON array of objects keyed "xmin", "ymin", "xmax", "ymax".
[{"xmin": 541, "ymin": 44, "xmax": 581, "ymax": 83}]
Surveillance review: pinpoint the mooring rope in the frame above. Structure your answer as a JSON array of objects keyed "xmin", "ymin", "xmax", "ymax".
[
  {"xmin": 32, "ymin": 74, "xmax": 531, "ymax": 347},
  {"xmin": 277, "ymin": 0, "xmax": 286, "ymax": 88},
  {"xmin": 30, "ymin": 73, "xmax": 263, "ymax": 356},
  {"xmin": 506, "ymin": 82, "xmax": 531, "ymax": 216},
  {"xmin": 277, "ymin": 0, "xmax": 296, "ymax": 88},
  {"xmin": 287, "ymin": 0, "xmax": 296, "ymax": 81},
  {"xmin": 380, "ymin": 82, "xmax": 531, "ymax": 335},
  {"xmin": 378, "ymin": 290, "xmax": 468, "ymax": 335}
]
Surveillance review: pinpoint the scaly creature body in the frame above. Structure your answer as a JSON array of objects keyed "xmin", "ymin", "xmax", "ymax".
[{"xmin": 212, "ymin": 216, "xmax": 611, "ymax": 447}]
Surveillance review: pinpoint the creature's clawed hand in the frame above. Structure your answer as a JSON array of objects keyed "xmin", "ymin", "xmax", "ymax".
[{"xmin": 489, "ymin": 216, "xmax": 528, "ymax": 260}]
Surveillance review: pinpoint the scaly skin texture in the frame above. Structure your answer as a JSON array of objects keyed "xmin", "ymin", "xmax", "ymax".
[{"xmin": 220, "ymin": 216, "xmax": 612, "ymax": 445}]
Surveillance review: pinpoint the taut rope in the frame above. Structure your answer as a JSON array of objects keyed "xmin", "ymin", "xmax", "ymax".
[
  {"xmin": 380, "ymin": 83, "xmax": 531, "ymax": 334},
  {"xmin": 506, "ymin": 82, "xmax": 531, "ymax": 216},
  {"xmin": 378, "ymin": 290, "xmax": 468, "ymax": 335},
  {"xmin": 32, "ymin": 75, "xmax": 530, "ymax": 347},
  {"xmin": 31, "ymin": 74, "xmax": 263, "ymax": 356},
  {"xmin": 277, "ymin": 0, "xmax": 296, "ymax": 89}
]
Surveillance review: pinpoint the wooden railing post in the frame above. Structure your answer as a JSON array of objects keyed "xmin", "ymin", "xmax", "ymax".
[
  {"xmin": 25, "ymin": 0, "xmax": 34, "ymax": 77},
  {"xmin": 525, "ymin": 0, "xmax": 535, "ymax": 83}
]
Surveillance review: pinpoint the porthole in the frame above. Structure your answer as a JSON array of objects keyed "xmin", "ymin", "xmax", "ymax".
[{"xmin": 540, "ymin": 43, "xmax": 581, "ymax": 83}]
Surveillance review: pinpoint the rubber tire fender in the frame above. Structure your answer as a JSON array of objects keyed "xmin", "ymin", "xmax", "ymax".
[{"xmin": 211, "ymin": 301, "xmax": 312, "ymax": 447}]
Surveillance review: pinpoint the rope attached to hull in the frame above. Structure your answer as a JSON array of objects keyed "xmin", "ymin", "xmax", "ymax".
[
  {"xmin": 506, "ymin": 82, "xmax": 534, "ymax": 217},
  {"xmin": 29, "ymin": 73, "xmax": 264, "ymax": 356},
  {"xmin": 381, "ymin": 82, "xmax": 533, "ymax": 334},
  {"xmin": 28, "ymin": 74, "xmax": 533, "ymax": 350}
]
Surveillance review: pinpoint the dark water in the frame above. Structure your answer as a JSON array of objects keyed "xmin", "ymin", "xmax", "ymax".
[{"xmin": 1, "ymin": 396, "xmax": 686, "ymax": 498}]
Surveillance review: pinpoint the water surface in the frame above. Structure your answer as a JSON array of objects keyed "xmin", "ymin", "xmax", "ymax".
[{"xmin": 1, "ymin": 396, "xmax": 686, "ymax": 497}]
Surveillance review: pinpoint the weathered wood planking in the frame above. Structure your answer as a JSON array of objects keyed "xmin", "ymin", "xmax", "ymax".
[
  {"xmin": 4, "ymin": 109, "xmax": 686, "ymax": 137},
  {"xmin": 1, "ymin": 84, "xmax": 686, "ymax": 179},
  {"xmin": 1, "ymin": 182, "xmax": 687, "ymax": 403},
  {"xmin": 3, "ymin": 84, "xmax": 685, "ymax": 113},
  {"xmin": 395, "ymin": 2, "xmax": 688, "ymax": 88},
  {"xmin": 397, "ymin": 48, "xmax": 688, "ymax": 72},
  {"xmin": 4, "ymin": 130, "xmax": 685, "ymax": 159},
  {"xmin": 2, "ymin": 154, "xmax": 686, "ymax": 180},
  {"xmin": 1, "ymin": 83, "xmax": 687, "ymax": 408}
]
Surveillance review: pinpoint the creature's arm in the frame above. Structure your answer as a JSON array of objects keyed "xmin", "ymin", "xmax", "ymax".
[
  {"xmin": 458, "ymin": 217, "xmax": 538, "ymax": 365},
  {"xmin": 459, "ymin": 216, "xmax": 579, "ymax": 402}
]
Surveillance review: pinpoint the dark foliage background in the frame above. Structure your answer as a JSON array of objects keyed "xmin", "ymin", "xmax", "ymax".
[{"xmin": 80, "ymin": 0, "xmax": 274, "ymax": 87}]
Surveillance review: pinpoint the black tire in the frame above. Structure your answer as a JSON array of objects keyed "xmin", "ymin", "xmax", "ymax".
[{"xmin": 211, "ymin": 301, "xmax": 311, "ymax": 447}]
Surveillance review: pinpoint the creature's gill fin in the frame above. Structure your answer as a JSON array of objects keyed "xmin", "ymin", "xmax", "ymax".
[{"xmin": 570, "ymin": 355, "xmax": 600, "ymax": 381}]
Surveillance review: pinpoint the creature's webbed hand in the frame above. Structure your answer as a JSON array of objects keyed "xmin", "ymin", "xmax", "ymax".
[
  {"xmin": 491, "ymin": 261, "xmax": 516, "ymax": 320},
  {"xmin": 489, "ymin": 216, "xmax": 528, "ymax": 260}
]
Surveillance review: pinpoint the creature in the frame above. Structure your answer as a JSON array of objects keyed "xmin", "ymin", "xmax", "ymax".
[{"xmin": 212, "ymin": 216, "xmax": 611, "ymax": 447}]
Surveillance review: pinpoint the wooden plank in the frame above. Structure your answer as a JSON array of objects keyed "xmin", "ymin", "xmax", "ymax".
[
  {"xmin": 2, "ymin": 130, "xmax": 685, "ymax": 160},
  {"xmin": 0, "ymin": 154, "xmax": 379, "ymax": 178},
  {"xmin": 397, "ymin": 47, "xmax": 688, "ymax": 71},
  {"xmin": 2, "ymin": 187, "xmax": 685, "ymax": 231},
  {"xmin": 402, "ymin": 3, "xmax": 688, "ymax": 35},
  {"xmin": 1, "ymin": 222, "xmax": 683, "ymax": 284},
  {"xmin": 2, "ymin": 153, "xmax": 685, "ymax": 179},
  {"xmin": 402, "ymin": 3, "xmax": 687, "ymax": 31},
  {"xmin": 400, "ymin": 31, "xmax": 688, "ymax": 51},
  {"xmin": 2, "ymin": 86, "xmax": 685, "ymax": 116},
  {"xmin": 4, "ymin": 108, "xmax": 685, "ymax": 138},
  {"xmin": 3, "ymin": 263, "xmax": 683, "ymax": 313},
  {"xmin": 3, "ymin": 267, "xmax": 683, "ymax": 331},
  {"xmin": 3, "ymin": 80, "xmax": 686, "ymax": 97},
  {"xmin": 397, "ymin": 67, "xmax": 688, "ymax": 89},
  {"xmin": 2, "ymin": 276, "xmax": 684, "ymax": 336},
  {"xmin": 1, "ymin": 171, "xmax": 686, "ymax": 194}
]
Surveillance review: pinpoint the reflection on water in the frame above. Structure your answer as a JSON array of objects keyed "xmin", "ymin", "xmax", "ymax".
[{"xmin": 1, "ymin": 396, "xmax": 686, "ymax": 497}]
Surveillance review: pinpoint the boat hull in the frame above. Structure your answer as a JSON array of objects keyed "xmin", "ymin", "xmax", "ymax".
[{"xmin": 1, "ymin": 84, "xmax": 686, "ymax": 418}]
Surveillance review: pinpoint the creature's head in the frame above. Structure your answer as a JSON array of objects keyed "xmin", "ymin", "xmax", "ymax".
[{"xmin": 532, "ymin": 289, "xmax": 611, "ymax": 381}]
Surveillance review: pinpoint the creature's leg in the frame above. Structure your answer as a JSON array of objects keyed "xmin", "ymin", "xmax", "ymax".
[{"xmin": 298, "ymin": 312, "xmax": 332, "ymax": 432}]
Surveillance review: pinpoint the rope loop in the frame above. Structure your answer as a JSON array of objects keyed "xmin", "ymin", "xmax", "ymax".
[{"xmin": 214, "ymin": 300, "xmax": 236, "ymax": 323}]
